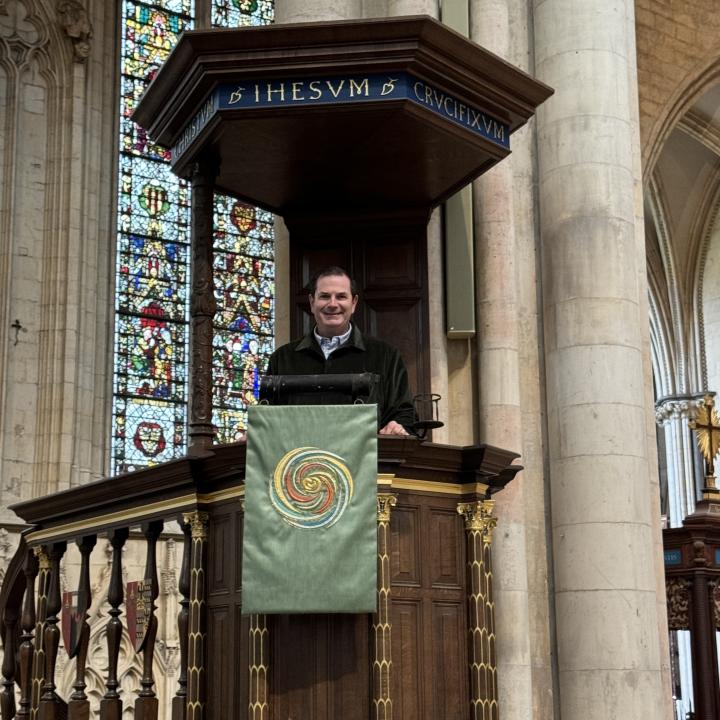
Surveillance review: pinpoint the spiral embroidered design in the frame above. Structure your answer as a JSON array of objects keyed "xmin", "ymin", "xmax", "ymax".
[{"xmin": 270, "ymin": 447, "xmax": 354, "ymax": 529}]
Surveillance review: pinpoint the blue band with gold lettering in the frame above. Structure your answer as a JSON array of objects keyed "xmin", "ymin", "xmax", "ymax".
[{"xmin": 172, "ymin": 72, "xmax": 509, "ymax": 160}]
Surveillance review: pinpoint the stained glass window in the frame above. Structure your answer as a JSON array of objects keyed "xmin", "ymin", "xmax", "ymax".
[
  {"xmin": 212, "ymin": 199, "xmax": 275, "ymax": 442},
  {"xmin": 211, "ymin": 0, "xmax": 275, "ymax": 443},
  {"xmin": 112, "ymin": 0, "xmax": 274, "ymax": 474},
  {"xmin": 212, "ymin": 0, "xmax": 274, "ymax": 26}
]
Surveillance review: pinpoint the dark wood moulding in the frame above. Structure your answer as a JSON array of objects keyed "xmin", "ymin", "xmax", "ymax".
[{"xmin": 9, "ymin": 439, "xmax": 520, "ymax": 538}]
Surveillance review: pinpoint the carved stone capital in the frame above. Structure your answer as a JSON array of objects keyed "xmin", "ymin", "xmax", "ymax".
[
  {"xmin": 377, "ymin": 493, "xmax": 397, "ymax": 523},
  {"xmin": 655, "ymin": 395, "xmax": 707, "ymax": 426}
]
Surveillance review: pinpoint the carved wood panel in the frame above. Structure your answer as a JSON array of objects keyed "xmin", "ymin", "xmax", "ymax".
[
  {"xmin": 391, "ymin": 492, "xmax": 469, "ymax": 720},
  {"xmin": 206, "ymin": 502, "xmax": 248, "ymax": 720},
  {"xmin": 205, "ymin": 490, "xmax": 469, "ymax": 720}
]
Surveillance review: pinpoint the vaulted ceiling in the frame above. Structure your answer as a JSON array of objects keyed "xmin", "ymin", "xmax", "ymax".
[{"xmin": 646, "ymin": 84, "xmax": 720, "ymax": 395}]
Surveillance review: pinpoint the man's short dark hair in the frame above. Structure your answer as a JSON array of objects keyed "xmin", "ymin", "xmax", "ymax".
[{"xmin": 308, "ymin": 266, "xmax": 358, "ymax": 297}]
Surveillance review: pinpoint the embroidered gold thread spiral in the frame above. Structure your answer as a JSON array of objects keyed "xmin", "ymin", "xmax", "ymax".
[{"xmin": 270, "ymin": 446, "xmax": 354, "ymax": 529}]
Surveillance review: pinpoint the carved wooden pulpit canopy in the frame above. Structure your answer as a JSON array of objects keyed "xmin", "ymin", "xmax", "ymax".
[{"xmin": 134, "ymin": 15, "xmax": 552, "ymax": 214}]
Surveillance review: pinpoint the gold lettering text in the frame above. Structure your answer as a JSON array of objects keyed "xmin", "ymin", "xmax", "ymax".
[
  {"xmin": 413, "ymin": 81, "xmax": 424, "ymax": 101},
  {"xmin": 482, "ymin": 115, "xmax": 493, "ymax": 134},
  {"xmin": 458, "ymin": 103, "xmax": 466, "ymax": 123},
  {"xmin": 349, "ymin": 78, "xmax": 369, "ymax": 97},
  {"xmin": 291, "ymin": 81, "xmax": 305, "ymax": 101},
  {"xmin": 228, "ymin": 86, "xmax": 244, "ymax": 105},
  {"xmin": 266, "ymin": 82, "xmax": 286, "ymax": 102},
  {"xmin": 493, "ymin": 122, "xmax": 505, "ymax": 141},
  {"xmin": 254, "ymin": 84, "xmax": 260, "ymax": 102},
  {"xmin": 309, "ymin": 81, "xmax": 322, "ymax": 99},
  {"xmin": 325, "ymin": 79, "xmax": 345, "ymax": 98},
  {"xmin": 469, "ymin": 109, "xmax": 481, "ymax": 129},
  {"xmin": 443, "ymin": 96, "xmax": 454, "ymax": 115}
]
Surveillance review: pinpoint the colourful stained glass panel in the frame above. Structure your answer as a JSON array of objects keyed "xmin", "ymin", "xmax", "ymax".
[
  {"xmin": 112, "ymin": 397, "xmax": 185, "ymax": 474},
  {"xmin": 112, "ymin": 0, "xmax": 194, "ymax": 475},
  {"xmin": 212, "ymin": 199, "xmax": 274, "ymax": 443},
  {"xmin": 211, "ymin": 1, "xmax": 274, "ymax": 444},
  {"xmin": 212, "ymin": 0, "xmax": 274, "ymax": 27}
]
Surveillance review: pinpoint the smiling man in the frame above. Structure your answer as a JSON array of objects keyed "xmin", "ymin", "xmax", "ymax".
[{"xmin": 265, "ymin": 266, "xmax": 415, "ymax": 435}]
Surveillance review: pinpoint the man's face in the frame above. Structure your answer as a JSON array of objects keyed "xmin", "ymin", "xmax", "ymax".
[{"xmin": 309, "ymin": 274, "xmax": 358, "ymax": 337}]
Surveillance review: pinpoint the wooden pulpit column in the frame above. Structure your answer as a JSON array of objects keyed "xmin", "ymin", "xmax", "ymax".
[{"xmin": 188, "ymin": 160, "xmax": 218, "ymax": 454}]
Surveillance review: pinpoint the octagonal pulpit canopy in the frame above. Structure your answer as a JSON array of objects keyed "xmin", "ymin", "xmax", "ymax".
[{"xmin": 133, "ymin": 15, "xmax": 552, "ymax": 216}]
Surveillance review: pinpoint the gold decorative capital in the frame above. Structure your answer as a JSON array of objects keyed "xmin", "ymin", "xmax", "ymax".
[
  {"xmin": 182, "ymin": 511, "xmax": 210, "ymax": 539},
  {"xmin": 377, "ymin": 494, "xmax": 397, "ymax": 523},
  {"xmin": 33, "ymin": 546, "xmax": 51, "ymax": 571},
  {"xmin": 457, "ymin": 500, "xmax": 496, "ymax": 542}
]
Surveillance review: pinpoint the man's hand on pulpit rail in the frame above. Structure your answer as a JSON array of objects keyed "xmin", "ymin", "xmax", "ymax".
[{"xmin": 379, "ymin": 420, "xmax": 409, "ymax": 436}]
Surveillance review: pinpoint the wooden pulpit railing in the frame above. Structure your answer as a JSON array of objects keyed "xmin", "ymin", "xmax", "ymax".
[{"xmin": 0, "ymin": 439, "xmax": 520, "ymax": 720}]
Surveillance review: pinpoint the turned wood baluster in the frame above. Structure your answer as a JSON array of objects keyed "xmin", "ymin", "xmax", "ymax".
[
  {"xmin": 16, "ymin": 548, "xmax": 38, "ymax": 720},
  {"xmin": 1, "ymin": 583, "xmax": 20, "ymax": 720},
  {"xmin": 100, "ymin": 528, "xmax": 129, "ymax": 720},
  {"xmin": 38, "ymin": 541, "xmax": 67, "ymax": 720},
  {"xmin": 135, "ymin": 521, "xmax": 163, "ymax": 720},
  {"xmin": 172, "ymin": 520, "xmax": 191, "ymax": 720},
  {"xmin": 30, "ymin": 547, "xmax": 51, "ymax": 716},
  {"xmin": 68, "ymin": 534, "xmax": 97, "ymax": 720}
]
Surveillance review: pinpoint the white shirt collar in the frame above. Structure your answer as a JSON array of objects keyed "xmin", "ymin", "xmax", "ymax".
[{"xmin": 313, "ymin": 324, "xmax": 353, "ymax": 358}]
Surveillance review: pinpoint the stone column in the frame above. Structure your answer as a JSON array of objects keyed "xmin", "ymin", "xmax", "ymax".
[
  {"xmin": 535, "ymin": 1, "xmax": 670, "ymax": 717},
  {"xmin": 655, "ymin": 396, "xmax": 704, "ymax": 526},
  {"xmin": 470, "ymin": 1, "xmax": 545, "ymax": 716},
  {"xmin": 274, "ymin": 0, "xmax": 361, "ymax": 23},
  {"xmin": 387, "ymin": 0, "xmax": 438, "ymax": 17}
]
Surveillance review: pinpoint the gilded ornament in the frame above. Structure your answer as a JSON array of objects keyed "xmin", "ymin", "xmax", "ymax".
[
  {"xmin": 182, "ymin": 511, "xmax": 209, "ymax": 539},
  {"xmin": 688, "ymin": 393, "xmax": 720, "ymax": 496},
  {"xmin": 377, "ymin": 493, "xmax": 397, "ymax": 522}
]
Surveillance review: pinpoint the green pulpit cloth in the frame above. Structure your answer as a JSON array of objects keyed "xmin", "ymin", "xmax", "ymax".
[{"xmin": 241, "ymin": 404, "xmax": 378, "ymax": 614}]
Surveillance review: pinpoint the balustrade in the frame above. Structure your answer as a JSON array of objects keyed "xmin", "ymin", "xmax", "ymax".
[{"xmin": 0, "ymin": 440, "xmax": 518, "ymax": 720}]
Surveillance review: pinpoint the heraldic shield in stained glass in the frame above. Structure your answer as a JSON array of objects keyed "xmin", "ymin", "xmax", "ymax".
[{"xmin": 112, "ymin": 0, "xmax": 275, "ymax": 474}]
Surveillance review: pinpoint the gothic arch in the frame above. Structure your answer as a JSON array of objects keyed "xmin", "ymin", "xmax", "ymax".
[{"xmin": 644, "ymin": 55, "xmax": 720, "ymax": 184}]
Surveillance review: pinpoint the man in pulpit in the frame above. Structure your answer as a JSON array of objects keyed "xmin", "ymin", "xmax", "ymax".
[{"xmin": 265, "ymin": 266, "xmax": 415, "ymax": 435}]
